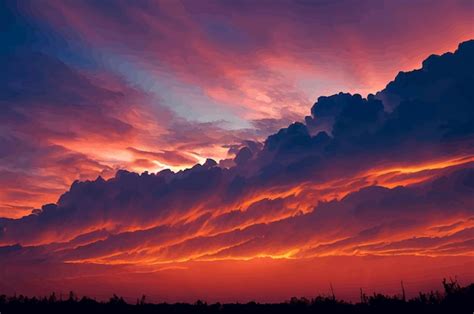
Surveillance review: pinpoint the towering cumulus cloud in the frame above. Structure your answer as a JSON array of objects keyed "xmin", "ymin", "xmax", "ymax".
[{"xmin": 1, "ymin": 41, "xmax": 474, "ymax": 301}]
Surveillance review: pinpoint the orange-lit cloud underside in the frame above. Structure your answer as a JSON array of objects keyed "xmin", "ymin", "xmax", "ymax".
[
  {"xmin": 55, "ymin": 156, "xmax": 474, "ymax": 265},
  {"xmin": 2, "ymin": 157, "xmax": 472, "ymax": 257}
]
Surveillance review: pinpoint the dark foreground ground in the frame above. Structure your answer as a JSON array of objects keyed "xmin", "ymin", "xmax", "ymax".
[{"xmin": 1, "ymin": 279, "xmax": 472, "ymax": 314}]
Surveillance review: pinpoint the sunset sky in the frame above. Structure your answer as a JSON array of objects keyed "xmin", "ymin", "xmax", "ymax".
[{"xmin": 1, "ymin": 0, "xmax": 474, "ymax": 302}]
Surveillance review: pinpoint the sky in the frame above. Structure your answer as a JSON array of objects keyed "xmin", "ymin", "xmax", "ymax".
[{"xmin": 1, "ymin": 0, "xmax": 474, "ymax": 302}]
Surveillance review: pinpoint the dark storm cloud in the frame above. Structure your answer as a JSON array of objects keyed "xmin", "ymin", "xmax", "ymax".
[{"xmin": 250, "ymin": 40, "xmax": 474, "ymax": 180}]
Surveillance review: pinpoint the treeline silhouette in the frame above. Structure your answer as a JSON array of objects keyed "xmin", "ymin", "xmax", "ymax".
[{"xmin": 0, "ymin": 279, "xmax": 472, "ymax": 314}]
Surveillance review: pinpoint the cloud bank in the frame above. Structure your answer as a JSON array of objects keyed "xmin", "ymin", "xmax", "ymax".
[{"xmin": 0, "ymin": 41, "xmax": 473, "ymax": 301}]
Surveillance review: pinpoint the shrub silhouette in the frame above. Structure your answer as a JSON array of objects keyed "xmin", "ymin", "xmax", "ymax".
[{"xmin": 0, "ymin": 279, "xmax": 472, "ymax": 313}]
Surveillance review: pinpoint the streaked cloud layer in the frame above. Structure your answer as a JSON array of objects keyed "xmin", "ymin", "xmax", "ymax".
[{"xmin": 1, "ymin": 0, "xmax": 474, "ymax": 302}]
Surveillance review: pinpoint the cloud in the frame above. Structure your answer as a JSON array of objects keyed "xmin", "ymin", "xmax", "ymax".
[
  {"xmin": 252, "ymin": 40, "xmax": 474, "ymax": 177},
  {"xmin": 0, "ymin": 50, "xmax": 261, "ymax": 216},
  {"xmin": 15, "ymin": 0, "xmax": 474, "ymax": 121},
  {"xmin": 1, "ymin": 166, "xmax": 473, "ymax": 265},
  {"xmin": 1, "ymin": 41, "xmax": 474, "ymax": 252},
  {"xmin": 127, "ymin": 147, "xmax": 198, "ymax": 167},
  {"xmin": 1, "ymin": 1, "xmax": 474, "ymax": 299},
  {"xmin": 2, "ymin": 0, "xmax": 473, "ymax": 217}
]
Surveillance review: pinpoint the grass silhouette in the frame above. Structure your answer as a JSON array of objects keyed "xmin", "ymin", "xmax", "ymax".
[{"xmin": 0, "ymin": 279, "xmax": 472, "ymax": 313}]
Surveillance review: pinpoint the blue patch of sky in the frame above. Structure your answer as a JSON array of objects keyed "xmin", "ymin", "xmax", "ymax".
[{"xmin": 96, "ymin": 54, "xmax": 252, "ymax": 130}]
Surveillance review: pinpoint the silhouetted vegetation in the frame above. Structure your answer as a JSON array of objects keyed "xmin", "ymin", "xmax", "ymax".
[{"xmin": 0, "ymin": 279, "xmax": 472, "ymax": 313}]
